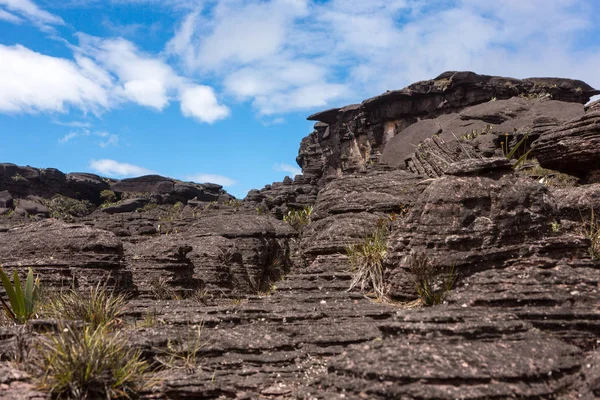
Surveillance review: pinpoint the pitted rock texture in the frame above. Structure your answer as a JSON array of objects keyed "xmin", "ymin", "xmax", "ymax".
[
  {"xmin": 300, "ymin": 168, "xmax": 427, "ymax": 266},
  {"xmin": 297, "ymin": 71, "xmax": 598, "ymax": 184},
  {"xmin": 245, "ymin": 174, "xmax": 320, "ymax": 218},
  {"xmin": 2, "ymin": 72, "xmax": 600, "ymax": 400},
  {"xmin": 0, "ymin": 219, "xmax": 132, "ymax": 290},
  {"xmin": 384, "ymin": 158, "xmax": 591, "ymax": 300},
  {"xmin": 533, "ymin": 104, "xmax": 600, "ymax": 182}
]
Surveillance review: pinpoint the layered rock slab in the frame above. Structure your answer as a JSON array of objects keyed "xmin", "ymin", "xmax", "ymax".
[{"xmin": 533, "ymin": 105, "xmax": 600, "ymax": 182}]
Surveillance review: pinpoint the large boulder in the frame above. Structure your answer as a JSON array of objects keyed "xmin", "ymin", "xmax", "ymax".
[
  {"xmin": 0, "ymin": 190, "xmax": 13, "ymax": 208},
  {"xmin": 382, "ymin": 97, "xmax": 584, "ymax": 169},
  {"xmin": 0, "ymin": 219, "xmax": 131, "ymax": 290},
  {"xmin": 533, "ymin": 104, "xmax": 600, "ymax": 182},
  {"xmin": 65, "ymin": 173, "xmax": 111, "ymax": 204},
  {"xmin": 0, "ymin": 164, "xmax": 66, "ymax": 199},
  {"xmin": 384, "ymin": 158, "xmax": 590, "ymax": 300},
  {"xmin": 124, "ymin": 211, "xmax": 296, "ymax": 296},
  {"xmin": 298, "ymin": 71, "xmax": 598, "ymax": 184}
]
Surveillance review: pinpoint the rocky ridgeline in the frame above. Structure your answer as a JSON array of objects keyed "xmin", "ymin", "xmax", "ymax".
[{"xmin": 1, "ymin": 71, "xmax": 600, "ymax": 399}]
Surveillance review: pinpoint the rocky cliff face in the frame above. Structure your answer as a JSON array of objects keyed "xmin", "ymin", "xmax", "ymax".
[
  {"xmin": 1, "ymin": 71, "xmax": 600, "ymax": 399},
  {"xmin": 297, "ymin": 71, "xmax": 598, "ymax": 183}
]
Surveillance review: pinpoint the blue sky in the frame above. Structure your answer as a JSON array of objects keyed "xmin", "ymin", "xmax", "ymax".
[{"xmin": 1, "ymin": 0, "xmax": 599, "ymax": 198}]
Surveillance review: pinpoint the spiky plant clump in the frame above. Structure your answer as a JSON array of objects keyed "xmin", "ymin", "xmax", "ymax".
[
  {"xmin": 36, "ymin": 324, "xmax": 150, "ymax": 399},
  {"xmin": 0, "ymin": 267, "xmax": 40, "ymax": 324},
  {"xmin": 407, "ymin": 251, "xmax": 456, "ymax": 306},
  {"xmin": 283, "ymin": 206, "xmax": 313, "ymax": 231},
  {"xmin": 346, "ymin": 226, "xmax": 388, "ymax": 300},
  {"xmin": 582, "ymin": 209, "xmax": 600, "ymax": 259},
  {"xmin": 43, "ymin": 282, "xmax": 128, "ymax": 329},
  {"xmin": 155, "ymin": 323, "xmax": 206, "ymax": 373},
  {"xmin": 149, "ymin": 276, "xmax": 179, "ymax": 300}
]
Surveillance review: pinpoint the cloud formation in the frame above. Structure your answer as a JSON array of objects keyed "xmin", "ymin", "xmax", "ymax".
[
  {"xmin": 185, "ymin": 173, "xmax": 237, "ymax": 187},
  {"xmin": 168, "ymin": 0, "xmax": 600, "ymax": 115},
  {"xmin": 0, "ymin": 36, "xmax": 229, "ymax": 124},
  {"xmin": 89, "ymin": 159, "xmax": 154, "ymax": 177},
  {"xmin": 274, "ymin": 162, "xmax": 301, "ymax": 177},
  {"xmin": 0, "ymin": 44, "xmax": 111, "ymax": 114},
  {"xmin": 0, "ymin": 0, "xmax": 63, "ymax": 28}
]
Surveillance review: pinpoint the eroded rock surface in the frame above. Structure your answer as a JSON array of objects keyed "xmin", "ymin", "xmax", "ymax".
[{"xmin": 1, "ymin": 71, "xmax": 599, "ymax": 399}]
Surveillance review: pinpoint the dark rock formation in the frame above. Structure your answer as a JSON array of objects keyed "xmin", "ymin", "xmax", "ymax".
[
  {"xmin": 384, "ymin": 97, "xmax": 584, "ymax": 171},
  {"xmin": 101, "ymin": 198, "xmax": 150, "ymax": 214},
  {"xmin": 533, "ymin": 102, "xmax": 600, "ymax": 182},
  {"xmin": 298, "ymin": 71, "xmax": 598, "ymax": 185},
  {"xmin": 0, "ymin": 164, "xmax": 231, "ymax": 207},
  {"xmin": 0, "ymin": 190, "xmax": 13, "ymax": 208},
  {"xmin": 0, "ymin": 219, "xmax": 131, "ymax": 290},
  {"xmin": 1, "ymin": 71, "xmax": 599, "ymax": 400}
]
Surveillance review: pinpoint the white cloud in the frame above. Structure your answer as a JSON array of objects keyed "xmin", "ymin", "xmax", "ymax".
[
  {"xmin": 52, "ymin": 120, "xmax": 92, "ymax": 128},
  {"xmin": 168, "ymin": 0, "xmax": 349, "ymax": 115},
  {"xmin": 0, "ymin": 0, "xmax": 63, "ymax": 28},
  {"xmin": 0, "ymin": 8, "xmax": 23, "ymax": 23},
  {"xmin": 76, "ymin": 35, "xmax": 231, "ymax": 122},
  {"xmin": 89, "ymin": 159, "xmax": 154, "ymax": 177},
  {"xmin": 0, "ymin": 37, "xmax": 230, "ymax": 123},
  {"xmin": 0, "ymin": 44, "xmax": 111, "ymax": 114},
  {"xmin": 185, "ymin": 173, "xmax": 237, "ymax": 187},
  {"xmin": 58, "ymin": 129, "xmax": 119, "ymax": 147},
  {"xmin": 180, "ymin": 85, "xmax": 230, "ymax": 123},
  {"xmin": 95, "ymin": 131, "xmax": 119, "ymax": 147},
  {"xmin": 274, "ymin": 162, "xmax": 301, "ymax": 177},
  {"xmin": 58, "ymin": 131, "xmax": 83, "ymax": 144},
  {"xmin": 168, "ymin": 0, "xmax": 600, "ymax": 116},
  {"xmin": 77, "ymin": 36, "xmax": 180, "ymax": 110}
]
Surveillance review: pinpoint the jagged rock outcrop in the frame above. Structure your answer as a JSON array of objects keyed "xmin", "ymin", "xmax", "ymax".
[
  {"xmin": 385, "ymin": 158, "xmax": 591, "ymax": 299},
  {"xmin": 297, "ymin": 71, "xmax": 599, "ymax": 184},
  {"xmin": 1, "ymin": 71, "xmax": 600, "ymax": 400},
  {"xmin": 245, "ymin": 174, "xmax": 319, "ymax": 218},
  {"xmin": 386, "ymin": 96, "xmax": 584, "ymax": 173},
  {"xmin": 533, "ymin": 101, "xmax": 600, "ymax": 182},
  {"xmin": 0, "ymin": 219, "xmax": 132, "ymax": 290},
  {"xmin": 0, "ymin": 163, "xmax": 231, "ymax": 208},
  {"xmin": 301, "ymin": 168, "xmax": 426, "ymax": 265}
]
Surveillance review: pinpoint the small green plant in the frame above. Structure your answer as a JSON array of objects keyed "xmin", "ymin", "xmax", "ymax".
[
  {"xmin": 155, "ymin": 323, "xmax": 206, "ymax": 372},
  {"xmin": 283, "ymin": 206, "xmax": 313, "ymax": 231},
  {"xmin": 149, "ymin": 276, "xmax": 179, "ymax": 300},
  {"xmin": 346, "ymin": 224, "xmax": 388, "ymax": 300},
  {"xmin": 44, "ymin": 195, "xmax": 95, "ymax": 221},
  {"xmin": 0, "ymin": 267, "xmax": 40, "ymax": 324},
  {"xmin": 11, "ymin": 173, "xmax": 27, "ymax": 182},
  {"xmin": 100, "ymin": 189, "xmax": 117, "ymax": 204},
  {"xmin": 519, "ymin": 160, "xmax": 578, "ymax": 188},
  {"xmin": 499, "ymin": 132, "xmax": 532, "ymax": 169},
  {"xmin": 43, "ymin": 282, "xmax": 128, "ymax": 329},
  {"xmin": 36, "ymin": 324, "xmax": 151, "ymax": 399},
  {"xmin": 581, "ymin": 209, "xmax": 600, "ymax": 259},
  {"xmin": 138, "ymin": 308, "xmax": 160, "ymax": 328},
  {"xmin": 225, "ymin": 199, "xmax": 242, "ymax": 208},
  {"xmin": 407, "ymin": 251, "xmax": 456, "ymax": 306},
  {"xmin": 188, "ymin": 288, "xmax": 211, "ymax": 305},
  {"xmin": 551, "ymin": 221, "xmax": 561, "ymax": 233},
  {"xmin": 460, "ymin": 125, "xmax": 494, "ymax": 141}
]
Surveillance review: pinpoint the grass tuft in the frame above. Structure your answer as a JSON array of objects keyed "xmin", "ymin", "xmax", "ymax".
[
  {"xmin": 36, "ymin": 324, "xmax": 150, "ymax": 399},
  {"xmin": 581, "ymin": 209, "xmax": 600, "ymax": 259},
  {"xmin": 43, "ymin": 282, "xmax": 128, "ymax": 329},
  {"xmin": 407, "ymin": 251, "xmax": 456, "ymax": 306},
  {"xmin": 155, "ymin": 323, "xmax": 206, "ymax": 373},
  {"xmin": 283, "ymin": 206, "xmax": 313, "ymax": 231},
  {"xmin": 346, "ymin": 223, "xmax": 388, "ymax": 300}
]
